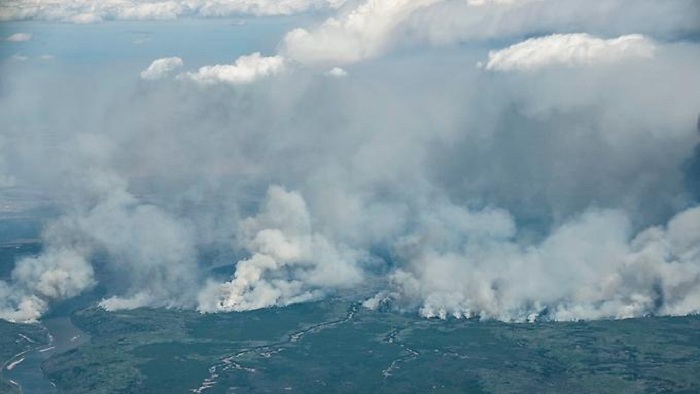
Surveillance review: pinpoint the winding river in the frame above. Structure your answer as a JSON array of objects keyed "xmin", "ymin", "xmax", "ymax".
[{"xmin": 3, "ymin": 317, "xmax": 89, "ymax": 394}]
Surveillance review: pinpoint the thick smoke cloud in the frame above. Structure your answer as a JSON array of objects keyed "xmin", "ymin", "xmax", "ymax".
[
  {"xmin": 198, "ymin": 186, "xmax": 363, "ymax": 312},
  {"xmin": 1, "ymin": 0, "xmax": 699, "ymax": 322},
  {"xmin": 0, "ymin": 133, "xmax": 201, "ymax": 321},
  {"xmin": 371, "ymin": 206, "xmax": 700, "ymax": 321},
  {"xmin": 1, "ymin": 248, "xmax": 93, "ymax": 322}
]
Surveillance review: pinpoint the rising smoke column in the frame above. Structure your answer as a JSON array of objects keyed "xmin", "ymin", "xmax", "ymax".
[
  {"xmin": 0, "ymin": 132, "xmax": 202, "ymax": 321},
  {"xmin": 198, "ymin": 186, "xmax": 363, "ymax": 312},
  {"xmin": 369, "ymin": 205, "xmax": 700, "ymax": 321}
]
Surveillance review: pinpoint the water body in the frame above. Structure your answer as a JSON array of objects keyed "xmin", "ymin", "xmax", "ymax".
[{"xmin": 4, "ymin": 317, "xmax": 90, "ymax": 394}]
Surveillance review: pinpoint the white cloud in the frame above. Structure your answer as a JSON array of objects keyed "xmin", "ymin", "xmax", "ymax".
[
  {"xmin": 5, "ymin": 32, "xmax": 31, "ymax": 42},
  {"xmin": 482, "ymin": 33, "xmax": 656, "ymax": 71},
  {"xmin": 408, "ymin": 0, "xmax": 700, "ymax": 47},
  {"xmin": 181, "ymin": 52, "xmax": 285, "ymax": 85},
  {"xmin": 140, "ymin": 56, "xmax": 184, "ymax": 80},
  {"xmin": 133, "ymin": 37, "xmax": 152, "ymax": 45},
  {"xmin": 195, "ymin": 0, "xmax": 347, "ymax": 17},
  {"xmin": 0, "ymin": 0, "xmax": 349, "ymax": 22},
  {"xmin": 10, "ymin": 54, "xmax": 28, "ymax": 61},
  {"xmin": 283, "ymin": 0, "xmax": 441, "ymax": 65},
  {"xmin": 466, "ymin": 0, "xmax": 532, "ymax": 5},
  {"xmin": 325, "ymin": 67, "xmax": 348, "ymax": 77},
  {"xmin": 279, "ymin": 0, "xmax": 697, "ymax": 67},
  {"xmin": 70, "ymin": 13, "xmax": 104, "ymax": 24},
  {"xmin": 115, "ymin": 1, "xmax": 183, "ymax": 20}
]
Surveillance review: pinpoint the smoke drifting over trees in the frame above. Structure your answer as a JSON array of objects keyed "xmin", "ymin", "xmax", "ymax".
[{"xmin": 1, "ymin": 0, "xmax": 699, "ymax": 322}]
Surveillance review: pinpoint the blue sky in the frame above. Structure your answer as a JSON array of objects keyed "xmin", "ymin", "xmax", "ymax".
[{"xmin": 1, "ymin": 17, "xmax": 306, "ymax": 70}]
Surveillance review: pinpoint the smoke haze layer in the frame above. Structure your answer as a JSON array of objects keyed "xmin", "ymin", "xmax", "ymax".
[{"xmin": 0, "ymin": 0, "xmax": 699, "ymax": 322}]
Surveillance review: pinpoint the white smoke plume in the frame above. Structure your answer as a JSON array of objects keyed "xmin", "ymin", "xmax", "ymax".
[
  {"xmin": 369, "ymin": 205, "xmax": 700, "ymax": 321},
  {"xmin": 0, "ymin": 133, "xmax": 201, "ymax": 321},
  {"xmin": 0, "ymin": 166, "xmax": 201, "ymax": 320},
  {"xmin": 199, "ymin": 186, "xmax": 363, "ymax": 312},
  {"xmin": 0, "ymin": 0, "xmax": 699, "ymax": 323},
  {"xmin": 0, "ymin": 249, "xmax": 94, "ymax": 322}
]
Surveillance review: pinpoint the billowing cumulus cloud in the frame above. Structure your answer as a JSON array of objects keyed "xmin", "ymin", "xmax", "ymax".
[
  {"xmin": 181, "ymin": 53, "xmax": 285, "ymax": 85},
  {"xmin": 162, "ymin": 0, "xmax": 699, "ymax": 77},
  {"xmin": 282, "ymin": 0, "xmax": 441, "ymax": 65},
  {"xmin": 1, "ymin": 0, "xmax": 700, "ymax": 323},
  {"xmin": 140, "ymin": 57, "xmax": 184, "ymax": 80},
  {"xmin": 277, "ymin": 0, "xmax": 699, "ymax": 66},
  {"xmin": 482, "ymin": 33, "xmax": 656, "ymax": 71}
]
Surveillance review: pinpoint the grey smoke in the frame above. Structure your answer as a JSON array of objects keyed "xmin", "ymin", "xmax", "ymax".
[
  {"xmin": 198, "ymin": 185, "xmax": 363, "ymax": 312},
  {"xmin": 1, "ymin": 0, "xmax": 700, "ymax": 322}
]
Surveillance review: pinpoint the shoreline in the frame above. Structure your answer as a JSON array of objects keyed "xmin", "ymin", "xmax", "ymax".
[{"xmin": 0, "ymin": 323, "xmax": 52, "ymax": 394}]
